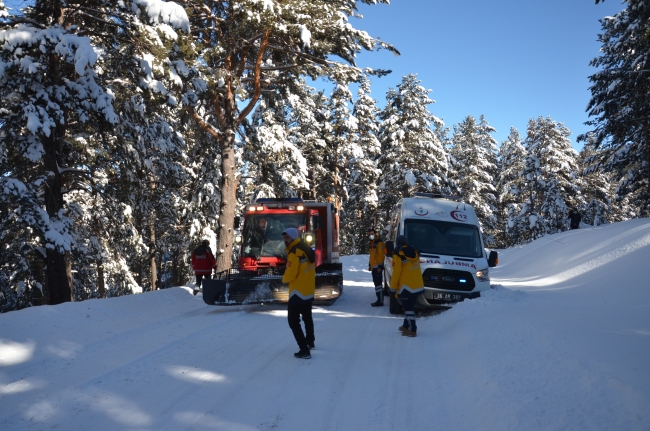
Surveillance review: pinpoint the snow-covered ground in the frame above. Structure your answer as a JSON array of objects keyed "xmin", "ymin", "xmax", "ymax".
[{"xmin": 1, "ymin": 220, "xmax": 649, "ymax": 431}]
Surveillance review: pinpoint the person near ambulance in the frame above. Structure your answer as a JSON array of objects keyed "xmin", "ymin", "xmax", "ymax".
[
  {"xmin": 368, "ymin": 228, "xmax": 386, "ymax": 307},
  {"xmin": 191, "ymin": 239, "xmax": 217, "ymax": 296},
  {"xmin": 281, "ymin": 228, "xmax": 316, "ymax": 359},
  {"xmin": 389, "ymin": 235, "xmax": 424, "ymax": 337}
]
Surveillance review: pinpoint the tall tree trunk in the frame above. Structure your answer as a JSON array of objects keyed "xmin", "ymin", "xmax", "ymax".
[
  {"xmin": 45, "ymin": 250, "xmax": 72, "ymax": 304},
  {"xmin": 148, "ymin": 178, "xmax": 157, "ymax": 290},
  {"xmin": 172, "ymin": 249, "xmax": 180, "ymax": 286},
  {"xmin": 643, "ymin": 125, "xmax": 650, "ymax": 217},
  {"xmin": 43, "ymin": 132, "xmax": 72, "ymax": 305},
  {"xmin": 215, "ymin": 130, "xmax": 237, "ymax": 273},
  {"xmin": 148, "ymin": 214, "xmax": 157, "ymax": 291},
  {"xmin": 40, "ymin": 41, "xmax": 72, "ymax": 305},
  {"xmin": 97, "ymin": 262, "xmax": 106, "ymax": 298},
  {"xmin": 134, "ymin": 213, "xmax": 143, "ymax": 287}
]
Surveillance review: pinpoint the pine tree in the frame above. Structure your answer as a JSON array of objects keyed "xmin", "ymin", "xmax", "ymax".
[
  {"xmin": 342, "ymin": 74, "xmax": 382, "ymax": 254},
  {"xmin": 324, "ymin": 82, "xmax": 358, "ymax": 211},
  {"xmin": 579, "ymin": 0, "xmax": 650, "ymax": 216},
  {"xmin": 286, "ymin": 83, "xmax": 331, "ymax": 202},
  {"xmin": 496, "ymin": 128, "xmax": 527, "ymax": 247},
  {"xmin": 509, "ymin": 117, "xmax": 583, "ymax": 243},
  {"xmin": 245, "ymin": 91, "xmax": 310, "ymax": 199},
  {"xmin": 449, "ymin": 115, "xmax": 499, "ymax": 246},
  {"xmin": 377, "ymin": 74, "xmax": 456, "ymax": 226},
  {"xmin": 579, "ymin": 140, "xmax": 612, "ymax": 227}
]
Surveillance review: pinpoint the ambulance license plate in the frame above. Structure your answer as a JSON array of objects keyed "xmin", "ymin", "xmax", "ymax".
[{"xmin": 433, "ymin": 293, "xmax": 462, "ymax": 301}]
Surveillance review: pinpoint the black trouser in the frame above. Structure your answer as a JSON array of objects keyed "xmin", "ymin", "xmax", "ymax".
[
  {"xmin": 195, "ymin": 274, "xmax": 211, "ymax": 287},
  {"xmin": 399, "ymin": 290, "xmax": 422, "ymax": 332},
  {"xmin": 372, "ymin": 268, "xmax": 384, "ymax": 300},
  {"xmin": 288, "ymin": 302, "xmax": 314, "ymax": 350}
]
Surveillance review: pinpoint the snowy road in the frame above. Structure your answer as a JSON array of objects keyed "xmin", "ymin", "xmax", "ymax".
[{"xmin": 1, "ymin": 221, "xmax": 650, "ymax": 430}]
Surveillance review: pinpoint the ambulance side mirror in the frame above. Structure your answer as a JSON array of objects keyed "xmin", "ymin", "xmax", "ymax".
[
  {"xmin": 384, "ymin": 241, "xmax": 394, "ymax": 255},
  {"xmin": 488, "ymin": 250, "xmax": 499, "ymax": 267}
]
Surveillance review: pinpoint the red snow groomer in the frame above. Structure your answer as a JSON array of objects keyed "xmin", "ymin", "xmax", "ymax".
[{"xmin": 202, "ymin": 197, "xmax": 343, "ymax": 305}]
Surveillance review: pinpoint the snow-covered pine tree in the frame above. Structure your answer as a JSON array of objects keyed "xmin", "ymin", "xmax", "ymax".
[
  {"xmin": 496, "ymin": 127, "xmax": 526, "ymax": 247},
  {"xmin": 579, "ymin": 0, "xmax": 650, "ymax": 217},
  {"xmin": 507, "ymin": 152, "xmax": 547, "ymax": 244},
  {"xmin": 323, "ymin": 82, "xmax": 358, "ymax": 212},
  {"xmin": 0, "ymin": 0, "xmax": 190, "ymax": 306},
  {"xmin": 578, "ymin": 140, "xmax": 612, "ymax": 227},
  {"xmin": 179, "ymin": 0, "xmax": 397, "ymax": 272},
  {"xmin": 449, "ymin": 115, "xmax": 499, "ymax": 246},
  {"xmin": 342, "ymin": 74, "xmax": 382, "ymax": 254},
  {"xmin": 509, "ymin": 117, "xmax": 584, "ymax": 243},
  {"xmin": 244, "ymin": 90, "xmax": 310, "ymax": 199},
  {"xmin": 377, "ymin": 74, "xmax": 456, "ymax": 228}
]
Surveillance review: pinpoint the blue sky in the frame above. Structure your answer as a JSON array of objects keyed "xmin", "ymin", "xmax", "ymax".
[{"xmin": 347, "ymin": 0, "xmax": 625, "ymax": 149}]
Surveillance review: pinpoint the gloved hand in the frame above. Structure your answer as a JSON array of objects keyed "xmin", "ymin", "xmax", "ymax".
[{"xmin": 368, "ymin": 265, "xmax": 371, "ymax": 272}]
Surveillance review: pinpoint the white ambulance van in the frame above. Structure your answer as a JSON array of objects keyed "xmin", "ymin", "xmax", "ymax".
[{"xmin": 383, "ymin": 193, "xmax": 498, "ymax": 314}]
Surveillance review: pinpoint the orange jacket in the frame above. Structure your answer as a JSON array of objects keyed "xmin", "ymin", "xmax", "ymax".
[
  {"xmin": 369, "ymin": 238, "xmax": 385, "ymax": 269},
  {"xmin": 282, "ymin": 238, "xmax": 316, "ymax": 303}
]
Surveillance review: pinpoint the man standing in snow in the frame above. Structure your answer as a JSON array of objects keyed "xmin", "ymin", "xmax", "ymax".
[
  {"xmin": 568, "ymin": 210, "xmax": 582, "ymax": 230},
  {"xmin": 368, "ymin": 228, "xmax": 386, "ymax": 306},
  {"xmin": 281, "ymin": 228, "xmax": 316, "ymax": 359},
  {"xmin": 191, "ymin": 240, "xmax": 216, "ymax": 296},
  {"xmin": 390, "ymin": 235, "xmax": 424, "ymax": 337}
]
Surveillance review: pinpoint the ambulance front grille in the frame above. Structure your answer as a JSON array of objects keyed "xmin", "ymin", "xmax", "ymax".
[{"xmin": 422, "ymin": 268, "xmax": 475, "ymax": 292}]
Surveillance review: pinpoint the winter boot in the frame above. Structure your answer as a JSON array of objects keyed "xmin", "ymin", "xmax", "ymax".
[
  {"xmin": 294, "ymin": 349, "xmax": 311, "ymax": 359},
  {"xmin": 401, "ymin": 329, "xmax": 417, "ymax": 337},
  {"xmin": 307, "ymin": 342, "xmax": 315, "ymax": 350},
  {"xmin": 370, "ymin": 291, "xmax": 384, "ymax": 307},
  {"xmin": 192, "ymin": 284, "xmax": 200, "ymax": 296},
  {"xmin": 398, "ymin": 326, "xmax": 407, "ymax": 332}
]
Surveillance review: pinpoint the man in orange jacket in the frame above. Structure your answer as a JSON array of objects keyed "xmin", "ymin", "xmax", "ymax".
[
  {"xmin": 368, "ymin": 228, "xmax": 386, "ymax": 306},
  {"xmin": 281, "ymin": 227, "xmax": 316, "ymax": 359},
  {"xmin": 390, "ymin": 235, "xmax": 424, "ymax": 337}
]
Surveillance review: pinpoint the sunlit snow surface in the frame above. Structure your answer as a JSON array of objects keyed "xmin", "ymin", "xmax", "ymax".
[{"xmin": 1, "ymin": 220, "xmax": 649, "ymax": 430}]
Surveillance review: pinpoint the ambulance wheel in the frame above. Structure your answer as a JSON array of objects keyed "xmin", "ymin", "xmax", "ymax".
[{"xmin": 389, "ymin": 295, "xmax": 402, "ymax": 315}]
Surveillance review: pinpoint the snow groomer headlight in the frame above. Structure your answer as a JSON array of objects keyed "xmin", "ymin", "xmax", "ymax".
[{"xmin": 476, "ymin": 268, "xmax": 489, "ymax": 282}]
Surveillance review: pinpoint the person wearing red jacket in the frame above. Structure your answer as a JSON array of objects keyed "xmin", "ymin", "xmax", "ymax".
[{"xmin": 191, "ymin": 240, "xmax": 216, "ymax": 296}]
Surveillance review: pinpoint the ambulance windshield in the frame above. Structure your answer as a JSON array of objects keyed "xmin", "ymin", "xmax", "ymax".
[{"xmin": 403, "ymin": 219, "xmax": 483, "ymax": 258}]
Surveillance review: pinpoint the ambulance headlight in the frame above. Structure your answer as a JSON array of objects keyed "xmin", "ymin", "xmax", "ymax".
[
  {"xmin": 304, "ymin": 233, "xmax": 314, "ymax": 244},
  {"xmin": 297, "ymin": 204, "xmax": 305, "ymax": 211},
  {"xmin": 476, "ymin": 268, "xmax": 489, "ymax": 282}
]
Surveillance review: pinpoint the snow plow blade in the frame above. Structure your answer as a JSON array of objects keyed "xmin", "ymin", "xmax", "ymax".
[{"xmin": 202, "ymin": 264, "xmax": 342, "ymax": 306}]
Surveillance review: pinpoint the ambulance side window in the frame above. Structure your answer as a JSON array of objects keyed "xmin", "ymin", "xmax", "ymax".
[{"xmin": 392, "ymin": 211, "xmax": 401, "ymax": 242}]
